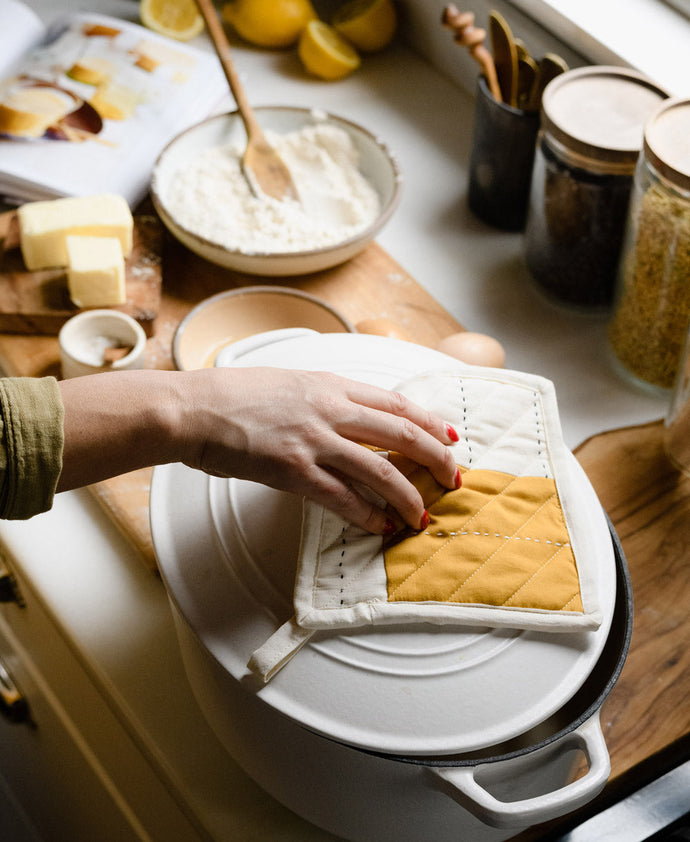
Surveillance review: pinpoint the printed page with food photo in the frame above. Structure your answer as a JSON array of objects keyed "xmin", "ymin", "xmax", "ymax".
[{"xmin": 0, "ymin": 0, "xmax": 226, "ymax": 206}]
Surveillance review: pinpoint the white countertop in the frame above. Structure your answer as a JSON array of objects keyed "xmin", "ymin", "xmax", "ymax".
[
  {"xmin": 1, "ymin": 3, "xmax": 685, "ymax": 838},
  {"xmin": 20, "ymin": 0, "xmax": 673, "ymax": 448}
]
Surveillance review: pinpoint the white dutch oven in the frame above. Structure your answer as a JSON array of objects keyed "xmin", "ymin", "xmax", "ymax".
[{"xmin": 151, "ymin": 333, "xmax": 632, "ymax": 842}]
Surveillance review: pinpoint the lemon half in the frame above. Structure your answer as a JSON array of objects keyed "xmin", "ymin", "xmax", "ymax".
[
  {"xmin": 332, "ymin": 0, "xmax": 397, "ymax": 53},
  {"xmin": 298, "ymin": 20, "xmax": 361, "ymax": 80},
  {"xmin": 222, "ymin": 0, "xmax": 317, "ymax": 48},
  {"xmin": 140, "ymin": 0, "xmax": 204, "ymax": 41}
]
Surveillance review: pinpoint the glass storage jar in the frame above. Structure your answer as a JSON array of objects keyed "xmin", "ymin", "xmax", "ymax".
[
  {"xmin": 608, "ymin": 97, "xmax": 690, "ymax": 392},
  {"xmin": 524, "ymin": 67, "xmax": 668, "ymax": 310}
]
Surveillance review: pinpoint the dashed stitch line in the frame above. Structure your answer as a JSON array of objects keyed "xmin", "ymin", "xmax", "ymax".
[
  {"xmin": 444, "ymin": 490, "xmax": 564, "ymax": 602},
  {"xmin": 459, "ymin": 378, "xmax": 472, "ymax": 466},
  {"xmin": 317, "ymin": 525, "xmax": 383, "ymax": 608},
  {"xmin": 339, "ymin": 534, "xmax": 346, "ymax": 604},
  {"xmin": 533, "ymin": 391, "xmax": 549, "ymax": 478},
  {"xmin": 424, "ymin": 529, "xmax": 569, "ymax": 546},
  {"xmin": 387, "ymin": 472, "xmax": 521, "ymax": 598}
]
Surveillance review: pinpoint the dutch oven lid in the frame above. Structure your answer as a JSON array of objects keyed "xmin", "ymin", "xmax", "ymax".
[{"xmin": 151, "ymin": 333, "xmax": 616, "ymax": 757}]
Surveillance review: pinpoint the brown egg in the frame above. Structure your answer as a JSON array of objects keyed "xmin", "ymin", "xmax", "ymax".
[
  {"xmin": 356, "ymin": 318, "xmax": 412, "ymax": 341},
  {"xmin": 437, "ymin": 332, "xmax": 506, "ymax": 367}
]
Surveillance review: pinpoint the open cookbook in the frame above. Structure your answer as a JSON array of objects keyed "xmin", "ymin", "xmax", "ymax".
[{"xmin": 0, "ymin": 0, "xmax": 227, "ymax": 206}]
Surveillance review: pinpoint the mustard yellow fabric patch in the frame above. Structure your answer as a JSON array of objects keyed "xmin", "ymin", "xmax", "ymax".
[{"xmin": 384, "ymin": 469, "xmax": 583, "ymax": 613}]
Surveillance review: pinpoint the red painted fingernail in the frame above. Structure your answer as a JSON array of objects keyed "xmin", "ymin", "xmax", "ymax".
[
  {"xmin": 455, "ymin": 467, "xmax": 462, "ymax": 489},
  {"xmin": 383, "ymin": 518, "xmax": 396, "ymax": 536},
  {"xmin": 446, "ymin": 423, "xmax": 459, "ymax": 443},
  {"xmin": 420, "ymin": 510, "xmax": 430, "ymax": 531}
]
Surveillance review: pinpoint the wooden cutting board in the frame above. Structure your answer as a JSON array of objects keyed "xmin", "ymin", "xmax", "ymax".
[
  {"xmin": 0, "ymin": 209, "xmax": 163, "ymax": 335},
  {"xmin": 514, "ymin": 418, "xmax": 690, "ymax": 839},
  {"xmin": 0, "ymin": 226, "xmax": 466, "ymax": 570}
]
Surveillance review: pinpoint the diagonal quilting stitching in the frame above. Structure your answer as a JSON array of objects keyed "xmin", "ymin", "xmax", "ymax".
[
  {"xmin": 501, "ymin": 542, "xmax": 569, "ymax": 607},
  {"xmin": 445, "ymin": 490, "xmax": 563, "ymax": 602},
  {"xmin": 474, "ymin": 400, "xmax": 544, "ymax": 471},
  {"xmin": 387, "ymin": 472, "xmax": 521, "ymax": 599},
  {"xmin": 460, "ymin": 381, "xmax": 547, "ymax": 476},
  {"xmin": 561, "ymin": 592, "xmax": 581, "ymax": 611}
]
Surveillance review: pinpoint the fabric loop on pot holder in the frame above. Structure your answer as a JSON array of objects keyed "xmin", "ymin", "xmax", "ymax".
[{"xmin": 248, "ymin": 370, "xmax": 604, "ymax": 683}]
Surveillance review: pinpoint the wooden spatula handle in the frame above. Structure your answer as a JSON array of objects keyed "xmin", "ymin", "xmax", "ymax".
[{"xmin": 193, "ymin": 0, "xmax": 263, "ymax": 139}]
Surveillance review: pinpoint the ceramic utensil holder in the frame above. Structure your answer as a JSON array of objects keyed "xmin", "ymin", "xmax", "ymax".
[{"xmin": 467, "ymin": 74, "xmax": 539, "ymax": 231}]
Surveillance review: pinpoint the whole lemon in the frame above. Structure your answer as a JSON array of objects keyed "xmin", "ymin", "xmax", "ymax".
[{"xmin": 222, "ymin": 0, "xmax": 317, "ymax": 48}]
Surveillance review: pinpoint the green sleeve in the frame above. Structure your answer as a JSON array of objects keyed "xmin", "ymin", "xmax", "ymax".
[{"xmin": 0, "ymin": 377, "xmax": 64, "ymax": 520}]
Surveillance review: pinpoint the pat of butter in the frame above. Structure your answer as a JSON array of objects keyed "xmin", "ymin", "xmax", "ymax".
[
  {"xmin": 18, "ymin": 194, "xmax": 133, "ymax": 270},
  {"xmin": 66, "ymin": 235, "xmax": 126, "ymax": 308}
]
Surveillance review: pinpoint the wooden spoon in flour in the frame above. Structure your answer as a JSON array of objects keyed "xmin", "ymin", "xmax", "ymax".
[{"xmin": 194, "ymin": 0, "xmax": 299, "ymax": 202}]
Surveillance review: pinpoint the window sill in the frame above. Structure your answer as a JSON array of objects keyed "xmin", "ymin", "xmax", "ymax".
[{"xmin": 508, "ymin": 0, "xmax": 690, "ymax": 95}]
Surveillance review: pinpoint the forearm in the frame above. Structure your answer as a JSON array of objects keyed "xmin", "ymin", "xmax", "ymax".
[
  {"xmin": 55, "ymin": 366, "xmax": 459, "ymax": 534},
  {"xmin": 56, "ymin": 369, "xmax": 189, "ymax": 491}
]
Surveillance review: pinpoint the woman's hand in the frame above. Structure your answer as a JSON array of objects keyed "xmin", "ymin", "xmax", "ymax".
[
  {"xmin": 180, "ymin": 367, "xmax": 460, "ymax": 534},
  {"xmin": 58, "ymin": 367, "xmax": 460, "ymax": 534}
]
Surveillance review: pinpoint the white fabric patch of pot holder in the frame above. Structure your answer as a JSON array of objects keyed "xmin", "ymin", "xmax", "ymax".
[{"xmin": 249, "ymin": 369, "xmax": 605, "ymax": 682}]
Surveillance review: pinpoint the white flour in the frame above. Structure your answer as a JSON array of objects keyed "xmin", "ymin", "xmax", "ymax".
[{"xmin": 162, "ymin": 123, "xmax": 381, "ymax": 254}]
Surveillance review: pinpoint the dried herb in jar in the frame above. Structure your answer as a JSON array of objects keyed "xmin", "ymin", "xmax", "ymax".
[
  {"xmin": 609, "ymin": 184, "xmax": 690, "ymax": 389},
  {"xmin": 525, "ymin": 140, "xmax": 634, "ymax": 309},
  {"xmin": 523, "ymin": 66, "xmax": 668, "ymax": 311}
]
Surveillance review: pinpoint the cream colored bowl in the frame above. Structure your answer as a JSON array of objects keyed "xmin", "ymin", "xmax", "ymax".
[
  {"xmin": 151, "ymin": 106, "xmax": 402, "ymax": 277},
  {"xmin": 172, "ymin": 286, "xmax": 355, "ymax": 370}
]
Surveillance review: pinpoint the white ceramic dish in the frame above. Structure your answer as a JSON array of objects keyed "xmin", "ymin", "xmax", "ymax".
[
  {"xmin": 151, "ymin": 333, "xmax": 626, "ymax": 839},
  {"xmin": 152, "ymin": 333, "xmax": 617, "ymax": 756},
  {"xmin": 151, "ymin": 107, "xmax": 402, "ymax": 276},
  {"xmin": 172, "ymin": 286, "xmax": 356, "ymax": 370}
]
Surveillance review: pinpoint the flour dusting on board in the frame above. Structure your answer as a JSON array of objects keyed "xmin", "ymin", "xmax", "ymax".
[{"xmin": 161, "ymin": 123, "xmax": 381, "ymax": 254}]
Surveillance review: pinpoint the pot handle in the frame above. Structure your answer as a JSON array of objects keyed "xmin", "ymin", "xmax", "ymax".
[{"xmin": 429, "ymin": 714, "xmax": 610, "ymax": 830}]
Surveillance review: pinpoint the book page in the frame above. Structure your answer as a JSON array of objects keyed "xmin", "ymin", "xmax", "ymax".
[
  {"xmin": 0, "ymin": 0, "xmax": 45, "ymax": 74},
  {"xmin": 0, "ymin": 12, "xmax": 227, "ymax": 206}
]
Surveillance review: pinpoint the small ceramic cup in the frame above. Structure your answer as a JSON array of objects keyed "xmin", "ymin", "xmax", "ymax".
[
  {"xmin": 58, "ymin": 310, "xmax": 147, "ymax": 379},
  {"xmin": 468, "ymin": 74, "xmax": 540, "ymax": 231}
]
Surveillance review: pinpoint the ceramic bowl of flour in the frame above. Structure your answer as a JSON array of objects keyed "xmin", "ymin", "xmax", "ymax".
[{"xmin": 151, "ymin": 106, "xmax": 402, "ymax": 276}]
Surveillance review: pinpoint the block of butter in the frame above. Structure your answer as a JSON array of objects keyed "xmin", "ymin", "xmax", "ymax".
[
  {"xmin": 66, "ymin": 235, "xmax": 126, "ymax": 308},
  {"xmin": 18, "ymin": 194, "xmax": 133, "ymax": 270}
]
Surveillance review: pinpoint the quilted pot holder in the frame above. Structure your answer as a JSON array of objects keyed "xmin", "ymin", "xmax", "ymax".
[{"xmin": 249, "ymin": 370, "xmax": 604, "ymax": 682}]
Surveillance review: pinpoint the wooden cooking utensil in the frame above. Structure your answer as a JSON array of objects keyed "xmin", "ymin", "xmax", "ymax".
[
  {"xmin": 517, "ymin": 52, "xmax": 538, "ymax": 108},
  {"xmin": 193, "ymin": 0, "xmax": 298, "ymax": 202},
  {"xmin": 525, "ymin": 52, "xmax": 568, "ymax": 111},
  {"xmin": 488, "ymin": 9, "xmax": 518, "ymax": 107},
  {"xmin": 441, "ymin": 5, "xmax": 502, "ymax": 102}
]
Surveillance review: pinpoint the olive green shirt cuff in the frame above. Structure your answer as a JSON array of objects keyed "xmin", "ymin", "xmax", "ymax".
[{"xmin": 0, "ymin": 377, "xmax": 64, "ymax": 520}]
